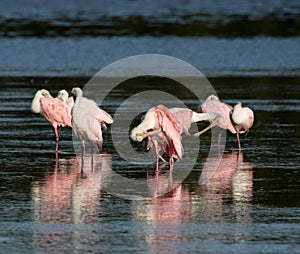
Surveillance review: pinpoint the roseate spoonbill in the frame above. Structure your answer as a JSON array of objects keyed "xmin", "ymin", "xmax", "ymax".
[
  {"xmin": 31, "ymin": 89, "xmax": 72, "ymax": 151},
  {"xmin": 195, "ymin": 95, "xmax": 254, "ymax": 150},
  {"xmin": 56, "ymin": 89, "xmax": 74, "ymax": 109},
  {"xmin": 231, "ymin": 102, "xmax": 254, "ymax": 150},
  {"xmin": 71, "ymin": 87, "xmax": 113, "ymax": 168},
  {"xmin": 130, "ymin": 104, "xmax": 222, "ymax": 171}
]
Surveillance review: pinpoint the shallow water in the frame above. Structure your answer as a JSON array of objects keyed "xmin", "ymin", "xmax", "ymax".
[
  {"xmin": 1, "ymin": 77, "xmax": 299, "ymax": 253},
  {"xmin": 1, "ymin": 0, "xmax": 300, "ymax": 253}
]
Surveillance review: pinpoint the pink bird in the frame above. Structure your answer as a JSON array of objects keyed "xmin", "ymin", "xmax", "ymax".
[
  {"xmin": 71, "ymin": 87, "xmax": 113, "ymax": 168},
  {"xmin": 131, "ymin": 104, "xmax": 222, "ymax": 171},
  {"xmin": 196, "ymin": 95, "xmax": 254, "ymax": 150},
  {"xmin": 31, "ymin": 89, "xmax": 72, "ymax": 151}
]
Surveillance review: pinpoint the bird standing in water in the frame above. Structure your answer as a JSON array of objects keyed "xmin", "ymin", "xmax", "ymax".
[
  {"xmin": 131, "ymin": 104, "xmax": 222, "ymax": 171},
  {"xmin": 197, "ymin": 95, "xmax": 254, "ymax": 150},
  {"xmin": 71, "ymin": 87, "xmax": 113, "ymax": 169},
  {"xmin": 31, "ymin": 89, "xmax": 72, "ymax": 152},
  {"xmin": 231, "ymin": 102, "xmax": 254, "ymax": 150}
]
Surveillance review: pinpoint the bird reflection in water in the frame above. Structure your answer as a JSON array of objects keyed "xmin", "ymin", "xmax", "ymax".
[
  {"xmin": 197, "ymin": 150, "xmax": 254, "ymax": 223},
  {"xmin": 31, "ymin": 153, "xmax": 111, "ymax": 251},
  {"xmin": 133, "ymin": 170, "xmax": 192, "ymax": 254},
  {"xmin": 133, "ymin": 151, "xmax": 253, "ymax": 253}
]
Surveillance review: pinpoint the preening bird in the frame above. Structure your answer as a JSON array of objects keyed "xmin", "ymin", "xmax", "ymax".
[
  {"xmin": 31, "ymin": 89, "xmax": 72, "ymax": 151},
  {"xmin": 56, "ymin": 89, "xmax": 74, "ymax": 109},
  {"xmin": 131, "ymin": 104, "xmax": 222, "ymax": 171},
  {"xmin": 198, "ymin": 95, "xmax": 236, "ymax": 134},
  {"xmin": 71, "ymin": 87, "xmax": 113, "ymax": 167},
  {"xmin": 231, "ymin": 102, "xmax": 254, "ymax": 150},
  {"xmin": 197, "ymin": 95, "xmax": 254, "ymax": 150}
]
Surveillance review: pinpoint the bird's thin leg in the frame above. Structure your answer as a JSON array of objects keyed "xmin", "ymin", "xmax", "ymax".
[
  {"xmin": 54, "ymin": 127, "xmax": 59, "ymax": 152},
  {"xmin": 155, "ymin": 155, "xmax": 160, "ymax": 172},
  {"xmin": 81, "ymin": 141, "xmax": 85, "ymax": 171},
  {"xmin": 158, "ymin": 155, "xmax": 166, "ymax": 163},
  {"xmin": 236, "ymin": 132, "xmax": 242, "ymax": 151},
  {"xmin": 54, "ymin": 127, "xmax": 59, "ymax": 141},
  {"xmin": 55, "ymin": 140, "xmax": 59, "ymax": 153},
  {"xmin": 55, "ymin": 150, "xmax": 59, "ymax": 172},
  {"xmin": 194, "ymin": 115, "xmax": 224, "ymax": 137},
  {"xmin": 91, "ymin": 144, "xmax": 94, "ymax": 172},
  {"xmin": 168, "ymin": 169, "xmax": 173, "ymax": 192},
  {"xmin": 155, "ymin": 144, "xmax": 160, "ymax": 172},
  {"xmin": 169, "ymin": 157, "xmax": 174, "ymax": 171}
]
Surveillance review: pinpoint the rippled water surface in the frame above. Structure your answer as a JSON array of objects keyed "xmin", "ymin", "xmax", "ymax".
[
  {"xmin": 1, "ymin": 0, "xmax": 300, "ymax": 253},
  {"xmin": 1, "ymin": 77, "xmax": 299, "ymax": 253}
]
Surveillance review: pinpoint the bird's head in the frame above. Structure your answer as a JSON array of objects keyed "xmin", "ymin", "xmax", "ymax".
[
  {"xmin": 40, "ymin": 89, "xmax": 52, "ymax": 98},
  {"xmin": 206, "ymin": 95, "xmax": 220, "ymax": 102},
  {"xmin": 31, "ymin": 89, "xmax": 51, "ymax": 113},
  {"xmin": 234, "ymin": 102, "xmax": 242, "ymax": 109},
  {"xmin": 130, "ymin": 108, "xmax": 159, "ymax": 142},
  {"xmin": 56, "ymin": 89, "xmax": 69, "ymax": 102},
  {"xmin": 72, "ymin": 87, "xmax": 82, "ymax": 97}
]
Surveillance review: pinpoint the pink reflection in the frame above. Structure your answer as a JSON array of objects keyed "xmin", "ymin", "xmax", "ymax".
[
  {"xmin": 197, "ymin": 151, "xmax": 254, "ymax": 222},
  {"xmin": 31, "ymin": 153, "xmax": 111, "ymax": 222},
  {"xmin": 133, "ymin": 172, "xmax": 192, "ymax": 253},
  {"xmin": 200, "ymin": 151, "xmax": 253, "ymax": 196},
  {"xmin": 148, "ymin": 173, "xmax": 191, "ymax": 225}
]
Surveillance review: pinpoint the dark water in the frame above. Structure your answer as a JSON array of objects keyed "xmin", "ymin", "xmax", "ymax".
[
  {"xmin": 1, "ymin": 77, "xmax": 299, "ymax": 253},
  {"xmin": 1, "ymin": 0, "xmax": 300, "ymax": 253}
]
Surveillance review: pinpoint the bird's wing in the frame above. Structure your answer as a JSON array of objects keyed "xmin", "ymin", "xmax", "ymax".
[
  {"xmin": 169, "ymin": 108, "xmax": 193, "ymax": 135},
  {"xmin": 95, "ymin": 108, "xmax": 113, "ymax": 124},
  {"xmin": 80, "ymin": 97, "xmax": 113, "ymax": 124},
  {"xmin": 66, "ymin": 97, "xmax": 74, "ymax": 109},
  {"xmin": 40, "ymin": 98, "xmax": 72, "ymax": 127},
  {"xmin": 156, "ymin": 105, "xmax": 183, "ymax": 160},
  {"xmin": 202, "ymin": 101, "xmax": 236, "ymax": 133}
]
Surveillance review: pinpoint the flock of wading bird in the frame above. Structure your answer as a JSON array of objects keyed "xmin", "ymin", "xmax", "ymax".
[{"xmin": 31, "ymin": 88, "xmax": 254, "ymax": 171}]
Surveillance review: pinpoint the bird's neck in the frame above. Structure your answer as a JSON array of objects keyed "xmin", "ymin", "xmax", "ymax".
[{"xmin": 73, "ymin": 93, "xmax": 82, "ymax": 109}]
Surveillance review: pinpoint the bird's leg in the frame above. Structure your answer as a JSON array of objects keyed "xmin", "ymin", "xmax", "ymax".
[
  {"xmin": 91, "ymin": 144, "xmax": 94, "ymax": 172},
  {"xmin": 158, "ymin": 154, "xmax": 166, "ymax": 163},
  {"xmin": 154, "ymin": 143, "xmax": 161, "ymax": 172},
  {"xmin": 236, "ymin": 132, "xmax": 242, "ymax": 152},
  {"xmin": 55, "ymin": 149, "xmax": 59, "ymax": 172},
  {"xmin": 169, "ymin": 169, "xmax": 173, "ymax": 189},
  {"xmin": 193, "ymin": 115, "xmax": 223, "ymax": 137},
  {"xmin": 55, "ymin": 140, "xmax": 59, "ymax": 153},
  {"xmin": 81, "ymin": 141, "xmax": 85, "ymax": 172},
  {"xmin": 169, "ymin": 157, "xmax": 174, "ymax": 171},
  {"xmin": 54, "ymin": 127, "xmax": 59, "ymax": 152}
]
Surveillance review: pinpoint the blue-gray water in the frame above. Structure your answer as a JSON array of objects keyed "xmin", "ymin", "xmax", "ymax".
[{"xmin": 0, "ymin": 0, "xmax": 300, "ymax": 253}]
